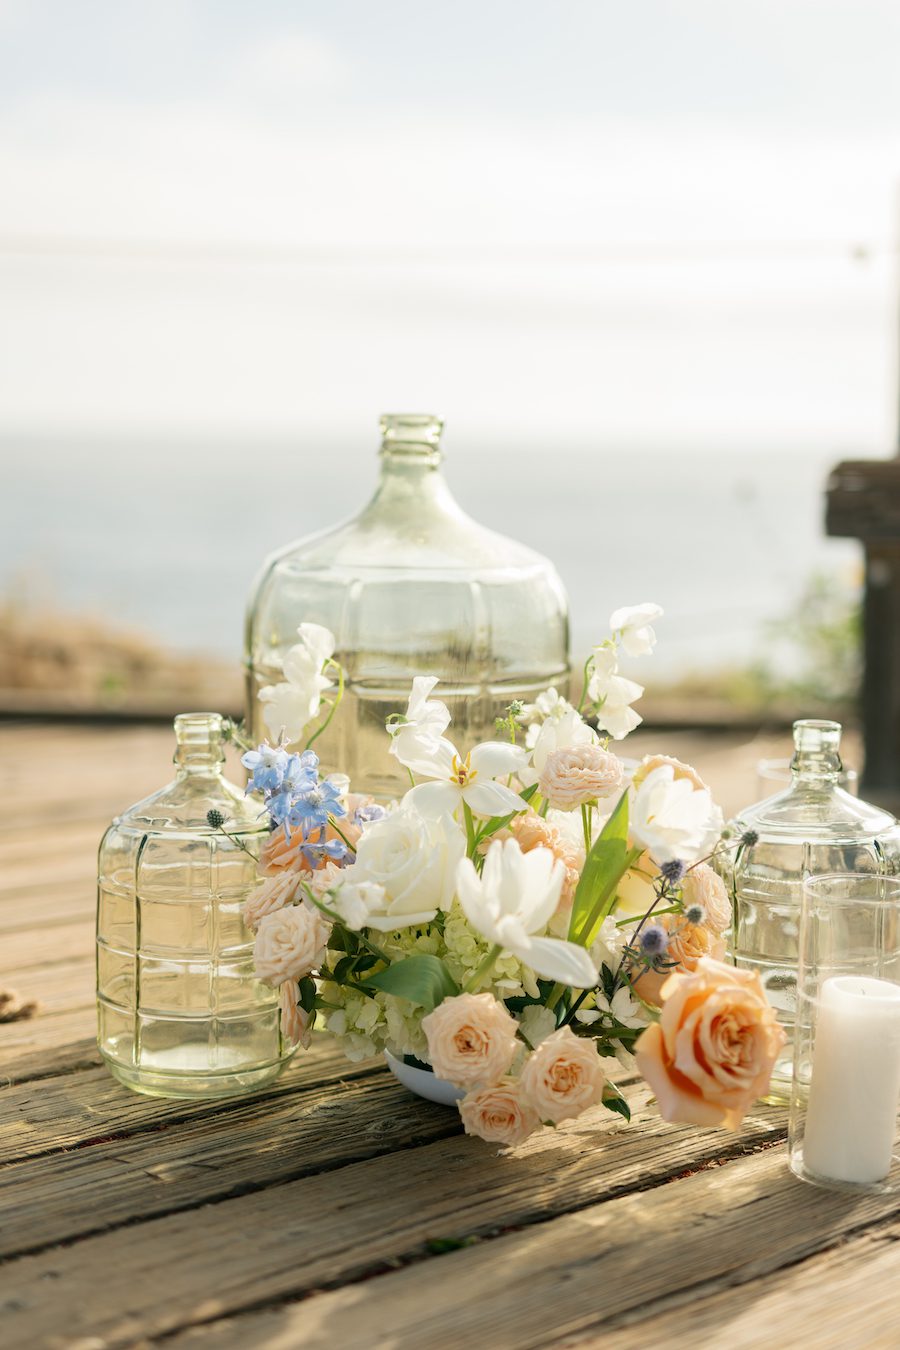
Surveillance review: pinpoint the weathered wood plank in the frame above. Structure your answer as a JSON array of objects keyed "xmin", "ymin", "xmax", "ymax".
[
  {"xmin": 0, "ymin": 1087, "xmax": 789, "ymax": 1349},
  {"xmin": 0, "ymin": 884, "xmax": 94, "ymax": 933},
  {"xmin": 595, "ymin": 1217, "xmax": 900, "ymax": 1350},
  {"xmin": 0, "ymin": 1026, "xmax": 100, "ymax": 1083},
  {"xmin": 158, "ymin": 1145, "xmax": 900, "ymax": 1350},
  {"xmin": 0, "ymin": 918, "xmax": 93, "ymax": 974},
  {"xmin": 0, "ymin": 1037, "xmax": 376, "ymax": 1163},
  {"xmin": 0, "ymin": 1068, "xmax": 465, "ymax": 1259}
]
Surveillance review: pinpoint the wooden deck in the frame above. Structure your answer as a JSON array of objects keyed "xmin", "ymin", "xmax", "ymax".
[{"xmin": 1, "ymin": 721, "xmax": 892, "ymax": 1350}]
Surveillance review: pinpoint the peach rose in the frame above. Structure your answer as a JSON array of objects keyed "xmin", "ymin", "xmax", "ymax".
[
  {"xmin": 243, "ymin": 871, "xmax": 303, "ymax": 931},
  {"xmin": 538, "ymin": 745, "xmax": 625, "ymax": 812},
  {"xmin": 519, "ymin": 1026, "xmax": 607, "ymax": 1123},
  {"xmin": 422, "ymin": 992, "xmax": 519, "ymax": 1089},
  {"xmin": 458, "ymin": 1077, "xmax": 540, "ymax": 1146},
  {"xmin": 635, "ymin": 956, "xmax": 785, "ymax": 1129},
  {"xmin": 260, "ymin": 794, "xmax": 368, "ymax": 875},
  {"xmin": 632, "ymin": 754, "xmax": 707, "ymax": 793},
  {"xmin": 631, "ymin": 916, "xmax": 726, "ymax": 1007},
  {"xmin": 509, "ymin": 811, "xmax": 583, "ymax": 910},
  {"xmin": 280, "ymin": 979, "xmax": 313, "ymax": 1048},
  {"xmin": 254, "ymin": 905, "xmax": 331, "ymax": 986},
  {"xmin": 681, "ymin": 864, "xmax": 732, "ymax": 935}
]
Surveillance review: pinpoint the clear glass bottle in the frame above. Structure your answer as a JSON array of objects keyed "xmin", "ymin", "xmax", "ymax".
[
  {"xmin": 244, "ymin": 413, "xmax": 570, "ymax": 796},
  {"xmin": 724, "ymin": 719, "xmax": 900, "ymax": 1100},
  {"xmin": 96, "ymin": 712, "xmax": 294, "ymax": 1098}
]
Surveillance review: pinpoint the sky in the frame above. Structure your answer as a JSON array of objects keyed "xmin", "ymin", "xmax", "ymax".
[{"xmin": 1, "ymin": 0, "xmax": 900, "ymax": 451}]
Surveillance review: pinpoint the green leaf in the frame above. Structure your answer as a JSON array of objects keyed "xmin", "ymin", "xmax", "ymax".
[
  {"xmin": 297, "ymin": 976, "xmax": 317, "ymax": 1015},
  {"xmin": 602, "ymin": 1084, "xmax": 631, "ymax": 1122},
  {"xmin": 363, "ymin": 955, "xmax": 460, "ymax": 1011},
  {"xmin": 568, "ymin": 790, "xmax": 630, "ymax": 948}
]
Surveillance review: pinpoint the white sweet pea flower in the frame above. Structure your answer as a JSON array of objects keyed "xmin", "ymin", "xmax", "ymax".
[
  {"xmin": 588, "ymin": 647, "xmax": 644, "ymax": 740},
  {"xmin": 259, "ymin": 623, "xmax": 336, "ymax": 744},
  {"xmin": 593, "ymin": 678, "xmax": 644, "ymax": 740},
  {"xmin": 388, "ymin": 676, "xmax": 452, "ymax": 775},
  {"xmin": 630, "ymin": 764, "xmax": 720, "ymax": 865},
  {"xmin": 609, "ymin": 603, "xmax": 664, "ymax": 658},
  {"xmin": 404, "ymin": 739, "xmax": 528, "ymax": 819},
  {"xmin": 457, "ymin": 839, "xmax": 599, "ymax": 987},
  {"xmin": 519, "ymin": 687, "xmax": 571, "ymax": 725}
]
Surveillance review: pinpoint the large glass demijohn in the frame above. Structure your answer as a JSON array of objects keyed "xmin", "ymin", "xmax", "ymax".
[
  {"xmin": 244, "ymin": 414, "xmax": 570, "ymax": 795},
  {"xmin": 723, "ymin": 719, "xmax": 900, "ymax": 1100}
]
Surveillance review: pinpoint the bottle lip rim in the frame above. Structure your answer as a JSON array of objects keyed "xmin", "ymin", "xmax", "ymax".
[{"xmin": 379, "ymin": 412, "xmax": 444, "ymax": 450}]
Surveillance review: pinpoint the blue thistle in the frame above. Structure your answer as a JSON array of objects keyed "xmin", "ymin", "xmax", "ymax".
[{"xmin": 640, "ymin": 924, "xmax": 669, "ymax": 958}]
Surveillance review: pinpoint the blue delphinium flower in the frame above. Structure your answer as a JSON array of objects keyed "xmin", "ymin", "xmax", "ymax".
[
  {"xmin": 299, "ymin": 828, "xmax": 349, "ymax": 869},
  {"xmin": 241, "ymin": 742, "xmax": 291, "ymax": 794},
  {"xmin": 288, "ymin": 776, "xmax": 347, "ymax": 835},
  {"xmin": 353, "ymin": 802, "xmax": 388, "ymax": 829}
]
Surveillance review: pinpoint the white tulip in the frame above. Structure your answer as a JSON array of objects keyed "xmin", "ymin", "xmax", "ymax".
[
  {"xmin": 609, "ymin": 603, "xmax": 664, "ymax": 658},
  {"xmin": 403, "ymin": 739, "xmax": 528, "ymax": 820},
  {"xmin": 456, "ymin": 839, "xmax": 599, "ymax": 988},
  {"xmin": 388, "ymin": 676, "xmax": 452, "ymax": 775},
  {"xmin": 630, "ymin": 764, "xmax": 720, "ymax": 865}
]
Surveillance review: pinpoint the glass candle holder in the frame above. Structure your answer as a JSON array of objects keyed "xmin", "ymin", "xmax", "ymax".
[{"xmin": 789, "ymin": 873, "xmax": 900, "ymax": 1192}]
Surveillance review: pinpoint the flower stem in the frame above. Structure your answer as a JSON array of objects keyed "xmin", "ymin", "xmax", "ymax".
[
  {"xmin": 305, "ymin": 660, "xmax": 344, "ymax": 752},
  {"xmin": 578, "ymin": 653, "xmax": 594, "ymax": 714},
  {"xmin": 327, "ymin": 815, "xmax": 357, "ymax": 855},
  {"xmin": 463, "ymin": 801, "xmax": 478, "ymax": 858},
  {"xmin": 463, "ymin": 944, "xmax": 502, "ymax": 993},
  {"xmin": 581, "ymin": 802, "xmax": 593, "ymax": 855},
  {"xmin": 213, "ymin": 825, "xmax": 258, "ymax": 860}
]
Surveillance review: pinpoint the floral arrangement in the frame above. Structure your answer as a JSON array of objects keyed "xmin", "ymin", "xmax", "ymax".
[{"xmin": 216, "ymin": 606, "xmax": 784, "ymax": 1147}]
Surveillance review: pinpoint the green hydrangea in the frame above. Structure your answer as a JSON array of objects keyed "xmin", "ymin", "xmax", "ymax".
[{"xmin": 320, "ymin": 903, "xmax": 537, "ymax": 1062}]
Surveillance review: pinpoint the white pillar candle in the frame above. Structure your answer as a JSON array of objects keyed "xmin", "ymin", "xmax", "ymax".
[{"xmin": 803, "ymin": 975, "xmax": 900, "ymax": 1185}]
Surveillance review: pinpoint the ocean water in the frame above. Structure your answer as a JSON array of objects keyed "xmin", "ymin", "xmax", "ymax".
[{"xmin": 1, "ymin": 435, "xmax": 860, "ymax": 677}]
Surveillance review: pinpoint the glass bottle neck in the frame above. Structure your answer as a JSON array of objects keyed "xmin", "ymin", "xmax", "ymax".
[
  {"xmin": 173, "ymin": 712, "xmax": 226, "ymax": 776},
  {"xmin": 790, "ymin": 719, "xmax": 843, "ymax": 785}
]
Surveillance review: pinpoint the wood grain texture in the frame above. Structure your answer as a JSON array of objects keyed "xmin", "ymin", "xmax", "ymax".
[
  {"xmin": 162, "ymin": 1147, "xmax": 900, "ymax": 1350},
  {"xmin": 0, "ymin": 1085, "xmax": 787, "ymax": 1350},
  {"xmin": 594, "ymin": 1219, "xmax": 900, "ymax": 1350}
]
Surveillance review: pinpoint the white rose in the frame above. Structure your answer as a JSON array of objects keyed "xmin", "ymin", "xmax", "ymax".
[
  {"xmin": 349, "ymin": 806, "xmax": 466, "ymax": 930},
  {"xmin": 519, "ymin": 1025, "xmax": 607, "ymax": 1123},
  {"xmin": 254, "ymin": 905, "xmax": 331, "ymax": 986}
]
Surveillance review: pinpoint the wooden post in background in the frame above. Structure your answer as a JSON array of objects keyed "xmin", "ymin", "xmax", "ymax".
[{"xmin": 827, "ymin": 461, "xmax": 900, "ymax": 809}]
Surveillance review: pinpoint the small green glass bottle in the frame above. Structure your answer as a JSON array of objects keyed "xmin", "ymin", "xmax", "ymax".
[{"xmin": 96, "ymin": 712, "xmax": 295, "ymax": 1098}]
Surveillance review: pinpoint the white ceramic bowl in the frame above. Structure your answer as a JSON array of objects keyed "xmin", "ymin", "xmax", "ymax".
[{"xmin": 384, "ymin": 1051, "xmax": 464, "ymax": 1106}]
